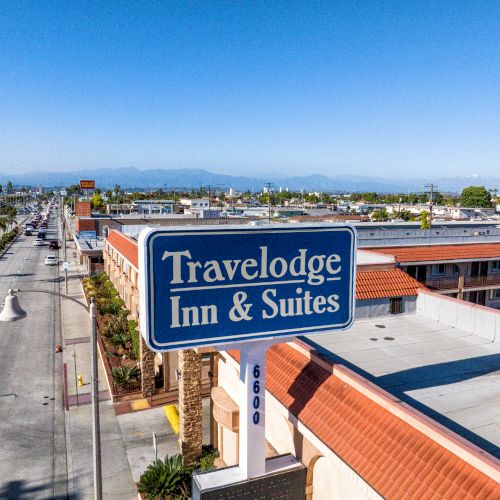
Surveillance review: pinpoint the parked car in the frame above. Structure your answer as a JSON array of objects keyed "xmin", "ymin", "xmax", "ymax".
[
  {"xmin": 33, "ymin": 238, "xmax": 44, "ymax": 247},
  {"xmin": 48, "ymin": 240, "xmax": 60, "ymax": 250},
  {"xmin": 44, "ymin": 255, "xmax": 57, "ymax": 266}
]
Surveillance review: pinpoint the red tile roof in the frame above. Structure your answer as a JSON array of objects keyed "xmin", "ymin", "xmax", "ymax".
[
  {"xmin": 106, "ymin": 230, "xmax": 138, "ymax": 268},
  {"xmin": 228, "ymin": 345, "xmax": 500, "ymax": 498},
  {"xmin": 356, "ymin": 268, "xmax": 423, "ymax": 299},
  {"xmin": 368, "ymin": 243, "xmax": 500, "ymax": 263}
]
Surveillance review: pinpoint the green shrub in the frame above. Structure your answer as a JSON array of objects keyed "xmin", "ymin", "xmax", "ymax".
[
  {"xmin": 138, "ymin": 455, "xmax": 191, "ymax": 500},
  {"xmin": 129, "ymin": 320, "xmax": 140, "ymax": 360},
  {"xmin": 199, "ymin": 445, "xmax": 219, "ymax": 471},
  {"xmin": 110, "ymin": 331, "xmax": 131, "ymax": 348},
  {"xmin": 111, "ymin": 365, "xmax": 140, "ymax": 385},
  {"xmin": 100, "ymin": 314, "xmax": 128, "ymax": 338},
  {"xmin": 98, "ymin": 297, "xmax": 125, "ymax": 316}
]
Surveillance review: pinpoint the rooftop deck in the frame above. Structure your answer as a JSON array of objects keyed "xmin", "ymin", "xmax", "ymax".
[{"xmin": 305, "ymin": 313, "xmax": 500, "ymax": 458}]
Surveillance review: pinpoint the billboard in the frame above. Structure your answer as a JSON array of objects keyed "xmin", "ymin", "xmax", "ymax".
[
  {"xmin": 80, "ymin": 180, "xmax": 95, "ymax": 189},
  {"xmin": 139, "ymin": 224, "xmax": 356, "ymax": 352}
]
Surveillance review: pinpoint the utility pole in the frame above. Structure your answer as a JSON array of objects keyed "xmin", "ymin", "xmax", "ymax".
[
  {"xmin": 424, "ymin": 183, "xmax": 438, "ymax": 228},
  {"xmin": 90, "ymin": 297, "xmax": 103, "ymax": 500},
  {"xmin": 264, "ymin": 182, "xmax": 274, "ymax": 223}
]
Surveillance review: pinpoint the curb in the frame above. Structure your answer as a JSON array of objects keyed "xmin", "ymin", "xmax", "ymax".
[{"xmin": 0, "ymin": 215, "xmax": 30, "ymax": 260}]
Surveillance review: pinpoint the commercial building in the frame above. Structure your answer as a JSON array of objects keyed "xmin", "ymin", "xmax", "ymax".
[
  {"xmin": 74, "ymin": 235, "xmax": 105, "ymax": 274},
  {"xmin": 72, "ymin": 213, "xmax": 251, "ymax": 238},
  {"xmin": 102, "ymin": 230, "xmax": 423, "ymax": 396},
  {"xmin": 133, "ymin": 199, "xmax": 175, "ymax": 215},
  {"xmin": 368, "ymin": 242, "xmax": 500, "ymax": 308},
  {"xmin": 102, "ymin": 227, "xmax": 500, "ymax": 498}
]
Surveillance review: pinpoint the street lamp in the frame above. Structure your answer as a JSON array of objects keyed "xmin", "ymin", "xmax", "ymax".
[{"xmin": 0, "ymin": 289, "xmax": 102, "ymax": 500}]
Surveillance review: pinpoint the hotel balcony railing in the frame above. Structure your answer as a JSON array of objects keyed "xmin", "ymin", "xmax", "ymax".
[{"xmin": 425, "ymin": 274, "xmax": 500, "ymax": 291}]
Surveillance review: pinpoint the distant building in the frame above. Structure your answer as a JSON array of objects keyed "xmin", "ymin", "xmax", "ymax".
[
  {"xmin": 273, "ymin": 207, "xmax": 306, "ymax": 218},
  {"xmin": 75, "ymin": 201, "xmax": 91, "ymax": 217},
  {"xmin": 133, "ymin": 199, "xmax": 175, "ymax": 215},
  {"xmin": 180, "ymin": 198, "xmax": 210, "ymax": 214},
  {"xmin": 368, "ymin": 242, "xmax": 500, "ymax": 308},
  {"xmin": 106, "ymin": 203, "xmax": 135, "ymax": 215}
]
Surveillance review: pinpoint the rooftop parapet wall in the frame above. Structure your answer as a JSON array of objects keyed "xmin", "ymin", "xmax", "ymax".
[{"xmin": 417, "ymin": 289, "xmax": 500, "ymax": 343}]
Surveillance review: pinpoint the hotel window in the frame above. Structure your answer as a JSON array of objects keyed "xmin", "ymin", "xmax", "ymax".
[
  {"xmin": 491, "ymin": 261, "xmax": 500, "ymax": 273},
  {"xmin": 491, "ymin": 289, "xmax": 500, "ymax": 299},
  {"xmin": 452, "ymin": 264, "xmax": 460, "ymax": 275},
  {"xmin": 431, "ymin": 264, "xmax": 446, "ymax": 276}
]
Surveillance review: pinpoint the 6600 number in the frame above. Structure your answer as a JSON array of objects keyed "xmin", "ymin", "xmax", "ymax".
[{"xmin": 252, "ymin": 364, "xmax": 261, "ymax": 425}]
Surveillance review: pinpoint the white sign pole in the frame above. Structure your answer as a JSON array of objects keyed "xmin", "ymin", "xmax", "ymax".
[
  {"xmin": 238, "ymin": 339, "xmax": 273, "ymax": 479},
  {"xmin": 153, "ymin": 432, "xmax": 158, "ymax": 463}
]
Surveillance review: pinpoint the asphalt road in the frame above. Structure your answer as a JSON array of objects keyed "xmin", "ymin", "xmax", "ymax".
[{"xmin": 0, "ymin": 206, "xmax": 68, "ymax": 498}]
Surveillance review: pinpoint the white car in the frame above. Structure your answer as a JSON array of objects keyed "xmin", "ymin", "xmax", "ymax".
[
  {"xmin": 33, "ymin": 238, "xmax": 44, "ymax": 247},
  {"xmin": 44, "ymin": 255, "xmax": 57, "ymax": 266}
]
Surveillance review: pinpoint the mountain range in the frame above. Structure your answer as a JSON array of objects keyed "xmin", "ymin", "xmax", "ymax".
[{"xmin": 0, "ymin": 167, "xmax": 498, "ymax": 194}]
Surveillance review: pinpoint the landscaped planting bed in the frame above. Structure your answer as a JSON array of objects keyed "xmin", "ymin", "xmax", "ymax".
[{"xmin": 82, "ymin": 272, "xmax": 141, "ymax": 395}]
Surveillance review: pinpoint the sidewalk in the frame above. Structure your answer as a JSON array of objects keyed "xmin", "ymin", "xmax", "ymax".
[
  {"xmin": 60, "ymin": 235, "xmax": 212, "ymax": 498},
  {"xmin": 61, "ymin": 237, "xmax": 137, "ymax": 499}
]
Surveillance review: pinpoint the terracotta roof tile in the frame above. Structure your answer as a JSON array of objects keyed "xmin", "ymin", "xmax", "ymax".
[
  {"xmin": 228, "ymin": 344, "xmax": 500, "ymax": 498},
  {"xmin": 356, "ymin": 268, "xmax": 423, "ymax": 300},
  {"xmin": 368, "ymin": 243, "xmax": 500, "ymax": 263},
  {"xmin": 106, "ymin": 230, "xmax": 139, "ymax": 268}
]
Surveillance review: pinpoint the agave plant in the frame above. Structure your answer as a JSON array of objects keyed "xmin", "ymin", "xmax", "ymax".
[
  {"xmin": 111, "ymin": 365, "xmax": 140, "ymax": 385},
  {"xmin": 109, "ymin": 331, "xmax": 131, "ymax": 348},
  {"xmin": 138, "ymin": 454, "xmax": 191, "ymax": 499},
  {"xmin": 98, "ymin": 297, "xmax": 124, "ymax": 316}
]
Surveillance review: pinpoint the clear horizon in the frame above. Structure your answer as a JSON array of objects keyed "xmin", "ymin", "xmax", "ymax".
[{"xmin": 1, "ymin": 1, "xmax": 499, "ymax": 178}]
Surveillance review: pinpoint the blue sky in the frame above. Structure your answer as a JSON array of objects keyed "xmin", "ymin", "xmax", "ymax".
[{"xmin": 0, "ymin": 1, "xmax": 499, "ymax": 178}]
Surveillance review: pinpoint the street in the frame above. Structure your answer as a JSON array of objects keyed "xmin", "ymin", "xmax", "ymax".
[{"xmin": 0, "ymin": 208, "xmax": 68, "ymax": 498}]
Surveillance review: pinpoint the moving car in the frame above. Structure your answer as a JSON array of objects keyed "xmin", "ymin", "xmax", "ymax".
[
  {"xmin": 33, "ymin": 238, "xmax": 44, "ymax": 247},
  {"xmin": 44, "ymin": 255, "xmax": 57, "ymax": 266},
  {"xmin": 48, "ymin": 240, "xmax": 60, "ymax": 250}
]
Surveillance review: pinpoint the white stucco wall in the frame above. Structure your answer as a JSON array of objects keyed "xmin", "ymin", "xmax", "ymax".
[
  {"xmin": 356, "ymin": 296, "xmax": 417, "ymax": 318},
  {"xmin": 313, "ymin": 455, "xmax": 375, "ymax": 500},
  {"xmin": 417, "ymin": 291, "xmax": 500, "ymax": 342}
]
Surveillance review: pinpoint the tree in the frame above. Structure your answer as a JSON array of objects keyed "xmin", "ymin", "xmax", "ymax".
[
  {"xmin": 92, "ymin": 191, "xmax": 104, "ymax": 211},
  {"xmin": 371, "ymin": 208, "xmax": 389, "ymax": 221},
  {"xmin": 398, "ymin": 209, "xmax": 413, "ymax": 221},
  {"xmin": 460, "ymin": 186, "xmax": 492, "ymax": 208},
  {"xmin": 420, "ymin": 210, "xmax": 430, "ymax": 229},
  {"xmin": 6, "ymin": 181, "xmax": 13, "ymax": 194}
]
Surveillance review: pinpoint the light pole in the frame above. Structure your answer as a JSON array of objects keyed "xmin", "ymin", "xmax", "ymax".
[{"xmin": 0, "ymin": 289, "xmax": 103, "ymax": 500}]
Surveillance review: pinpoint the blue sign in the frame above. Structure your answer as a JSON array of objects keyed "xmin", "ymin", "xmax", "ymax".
[
  {"xmin": 139, "ymin": 225, "xmax": 356, "ymax": 352},
  {"xmin": 79, "ymin": 230, "xmax": 97, "ymax": 239}
]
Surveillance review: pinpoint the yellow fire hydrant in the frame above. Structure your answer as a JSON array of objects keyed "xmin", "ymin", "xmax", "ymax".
[{"xmin": 77, "ymin": 374, "xmax": 84, "ymax": 387}]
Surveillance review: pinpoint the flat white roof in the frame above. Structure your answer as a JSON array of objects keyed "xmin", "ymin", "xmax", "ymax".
[{"xmin": 305, "ymin": 313, "xmax": 500, "ymax": 458}]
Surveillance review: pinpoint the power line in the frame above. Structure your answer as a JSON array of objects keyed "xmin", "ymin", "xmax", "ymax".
[
  {"xmin": 424, "ymin": 183, "xmax": 438, "ymax": 228},
  {"xmin": 264, "ymin": 182, "xmax": 274, "ymax": 223}
]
